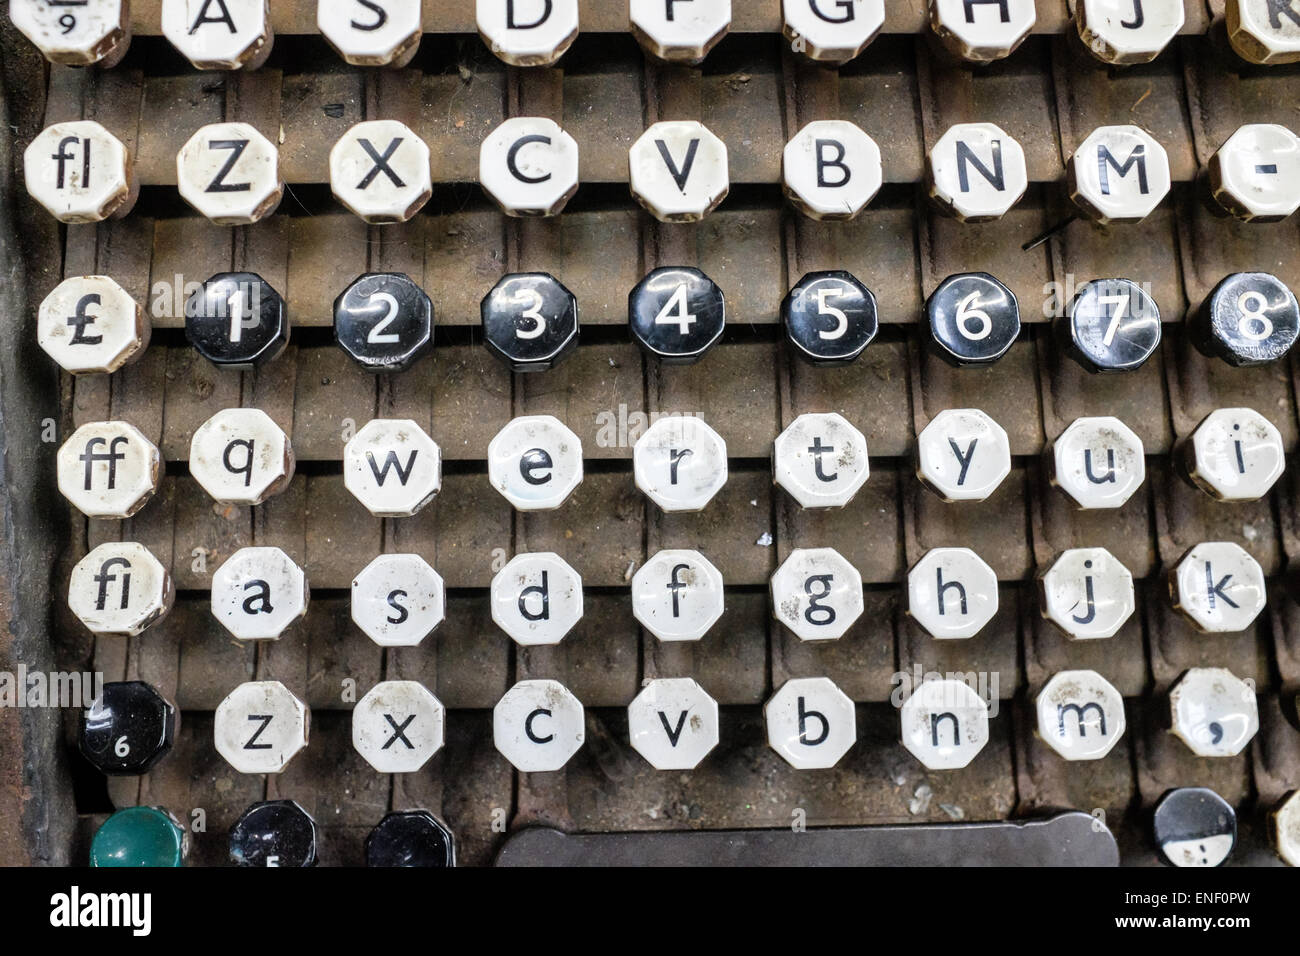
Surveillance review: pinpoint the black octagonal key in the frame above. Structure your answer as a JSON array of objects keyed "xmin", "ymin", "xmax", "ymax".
[
  {"xmin": 229, "ymin": 799, "xmax": 319, "ymax": 867},
  {"xmin": 1061, "ymin": 277, "xmax": 1161, "ymax": 373},
  {"xmin": 1192, "ymin": 272, "xmax": 1300, "ymax": 367},
  {"xmin": 782, "ymin": 270, "xmax": 877, "ymax": 366},
  {"xmin": 927, "ymin": 272, "xmax": 1020, "ymax": 367},
  {"xmin": 1153, "ymin": 787, "xmax": 1237, "ymax": 868},
  {"xmin": 334, "ymin": 272, "xmax": 434, "ymax": 373},
  {"xmin": 80, "ymin": 680, "xmax": 177, "ymax": 775},
  {"xmin": 629, "ymin": 266, "xmax": 725, "ymax": 365},
  {"xmin": 481, "ymin": 272, "xmax": 579, "ymax": 372},
  {"xmin": 185, "ymin": 272, "xmax": 288, "ymax": 369},
  {"xmin": 366, "ymin": 810, "xmax": 456, "ymax": 867}
]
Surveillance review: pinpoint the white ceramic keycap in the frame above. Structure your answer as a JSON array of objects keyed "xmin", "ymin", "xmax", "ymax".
[
  {"xmin": 1273, "ymin": 791, "xmax": 1300, "ymax": 866},
  {"xmin": 782, "ymin": 0, "xmax": 885, "ymax": 64},
  {"xmin": 210, "ymin": 547, "xmax": 309, "ymax": 642},
  {"xmin": 1076, "ymin": 0, "xmax": 1184, "ymax": 65},
  {"xmin": 329, "ymin": 120, "xmax": 432, "ymax": 223},
  {"xmin": 1228, "ymin": 0, "xmax": 1300, "ymax": 64},
  {"xmin": 628, "ymin": 678, "xmax": 720, "ymax": 770},
  {"xmin": 631, "ymin": 549, "xmax": 725, "ymax": 642},
  {"xmin": 162, "ymin": 0, "xmax": 272, "ymax": 70},
  {"xmin": 352, "ymin": 681, "xmax": 445, "ymax": 773},
  {"xmin": 25, "ymin": 121, "xmax": 135, "ymax": 223},
  {"xmin": 214, "ymin": 681, "xmax": 310, "ymax": 774},
  {"xmin": 782, "ymin": 120, "xmax": 882, "ymax": 221},
  {"xmin": 1170, "ymin": 543, "xmax": 1267, "ymax": 634},
  {"xmin": 1038, "ymin": 548, "xmax": 1135, "ymax": 640},
  {"xmin": 351, "ymin": 554, "xmax": 446, "ymax": 648},
  {"xmin": 57, "ymin": 421, "xmax": 161, "ymax": 519},
  {"xmin": 1068, "ymin": 124, "xmax": 1171, "ymax": 225},
  {"xmin": 630, "ymin": 0, "xmax": 731, "ymax": 63},
  {"xmin": 189, "ymin": 408, "xmax": 294, "ymax": 506},
  {"xmin": 344, "ymin": 418, "xmax": 442, "ymax": 517},
  {"xmin": 1035, "ymin": 670, "xmax": 1126, "ymax": 760},
  {"xmin": 318, "ymin": 0, "xmax": 422, "ymax": 66},
  {"xmin": 927, "ymin": 123, "xmax": 1028, "ymax": 222},
  {"xmin": 773, "ymin": 412, "xmax": 870, "ymax": 509},
  {"xmin": 11, "ymin": 0, "xmax": 131, "ymax": 66},
  {"xmin": 69, "ymin": 542, "xmax": 173, "ymax": 637},
  {"xmin": 493, "ymin": 679, "xmax": 585, "ymax": 772},
  {"xmin": 1169, "ymin": 667, "xmax": 1259, "ymax": 757},
  {"xmin": 928, "ymin": 0, "xmax": 1036, "ymax": 62},
  {"xmin": 477, "ymin": 0, "xmax": 578, "ymax": 65},
  {"xmin": 177, "ymin": 122, "xmax": 283, "ymax": 226},
  {"xmin": 633, "ymin": 415, "xmax": 728, "ymax": 512},
  {"xmin": 491, "ymin": 552, "xmax": 583, "ymax": 647},
  {"xmin": 487, "ymin": 415, "xmax": 583, "ymax": 511},
  {"xmin": 765, "ymin": 676, "xmax": 856, "ymax": 770},
  {"xmin": 38, "ymin": 276, "xmax": 149, "ymax": 375},
  {"xmin": 907, "ymin": 547, "xmax": 999, "ymax": 640},
  {"xmin": 916, "ymin": 408, "xmax": 1011, "ymax": 502},
  {"xmin": 1184, "ymin": 408, "xmax": 1285, "ymax": 502},
  {"xmin": 1209, "ymin": 124, "xmax": 1300, "ymax": 222},
  {"xmin": 1050, "ymin": 416, "xmax": 1146, "ymax": 509},
  {"xmin": 900, "ymin": 678, "xmax": 990, "ymax": 770},
  {"xmin": 629, "ymin": 121, "xmax": 729, "ymax": 223},
  {"xmin": 480, "ymin": 117, "xmax": 580, "ymax": 218},
  {"xmin": 770, "ymin": 547, "xmax": 863, "ymax": 642}
]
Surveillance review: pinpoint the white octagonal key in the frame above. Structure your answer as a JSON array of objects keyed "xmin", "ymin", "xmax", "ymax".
[
  {"xmin": 190, "ymin": 408, "xmax": 294, "ymax": 506},
  {"xmin": 330, "ymin": 120, "xmax": 432, "ymax": 224},
  {"xmin": 929, "ymin": 0, "xmax": 1036, "ymax": 62},
  {"xmin": 1076, "ymin": 0, "xmax": 1184, "ymax": 66},
  {"xmin": 11, "ymin": 0, "xmax": 131, "ymax": 66},
  {"xmin": 633, "ymin": 415, "xmax": 728, "ymax": 512},
  {"xmin": 488, "ymin": 415, "xmax": 583, "ymax": 511},
  {"xmin": 177, "ymin": 122, "xmax": 283, "ymax": 226},
  {"xmin": 211, "ymin": 547, "xmax": 308, "ymax": 642},
  {"xmin": 1184, "ymin": 408, "xmax": 1285, "ymax": 502},
  {"xmin": 774, "ymin": 412, "xmax": 870, "ymax": 509},
  {"xmin": 1050, "ymin": 415, "xmax": 1146, "ymax": 510},
  {"xmin": 770, "ymin": 547, "xmax": 863, "ymax": 642},
  {"xmin": 631, "ymin": 0, "xmax": 730, "ymax": 64},
  {"xmin": 57, "ymin": 421, "xmax": 161, "ymax": 519},
  {"xmin": 344, "ymin": 418, "xmax": 442, "ymax": 517},
  {"xmin": 900, "ymin": 678, "xmax": 990, "ymax": 770},
  {"xmin": 351, "ymin": 554, "xmax": 446, "ymax": 648},
  {"xmin": 25, "ymin": 121, "xmax": 135, "ymax": 224},
  {"xmin": 318, "ymin": 0, "xmax": 422, "ymax": 67},
  {"xmin": 632, "ymin": 549, "xmax": 724, "ymax": 642},
  {"xmin": 628, "ymin": 678, "xmax": 720, "ymax": 770},
  {"xmin": 1228, "ymin": 0, "xmax": 1300, "ymax": 65},
  {"xmin": 477, "ymin": 0, "xmax": 578, "ymax": 66},
  {"xmin": 1273, "ymin": 791, "xmax": 1300, "ymax": 866},
  {"xmin": 1169, "ymin": 667, "xmax": 1259, "ymax": 757},
  {"xmin": 1068, "ymin": 124, "xmax": 1171, "ymax": 225},
  {"xmin": 1039, "ymin": 547, "xmax": 1135, "ymax": 640},
  {"xmin": 907, "ymin": 547, "xmax": 998, "ymax": 640},
  {"xmin": 491, "ymin": 552, "xmax": 583, "ymax": 647},
  {"xmin": 214, "ymin": 681, "xmax": 309, "ymax": 774},
  {"xmin": 916, "ymin": 408, "xmax": 1011, "ymax": 502},
  {"xmin": 38, "ymin": 275, "xmax": 149, "ymax": 375},
  {"xmin": 1035, "ymin": 670, "xmax": 1126, "ymax": 761},
  {"xmin": 765, "ymin": 676, "xmax": 856, "ymax": 770},
  {"xmin": 782, "ymin": 0, "xmax": 885, "ymax": 65},
  {"xmin": 782, "ymin": 120, "xmax": 883, "ymax": 221},
  {"xmin": 1209, "ymin": 124, "xmax": 1300, "ymax": 223},
  {"xmin": 629, "ymin": 121, "xmax": 729, "ymax": 223},
  {"xmin": 927, "ymin": 123, "xmax": 1028, "ymax": 222},
  {"xmin": 493, "ymin": 679, "xmax": 584, "ymax": 772},
  {"xmin": 352, "ymin": 681, "xmax": 445, "ymax": 773},
  {"xmin": 161, "ymin": 0, "xmax": 272, "ymax": 70},
  {"xmin": 480, "ymin": 117, "xmax": 580, "ymax": 218},
  {"xmin": 1170, "ymin": 542, "xmax": 1266, "ymax": 633},
  {"xmin": 69, "ymin": 541, "xmax": 173, "ymax": 637}
]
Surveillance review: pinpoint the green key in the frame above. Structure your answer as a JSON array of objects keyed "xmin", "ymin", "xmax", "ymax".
[{"xmin": 90, "ymin": 806, "xmax": 188, "ymax": 867}]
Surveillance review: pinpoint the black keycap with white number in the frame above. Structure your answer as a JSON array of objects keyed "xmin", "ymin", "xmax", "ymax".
[
  {"xmin": 481, "ymin": 272, "xmax": 579, "ymax": 372},
  {"xmin": 229, "ymin": 800, "xmax": 318, "ymax": 867},
  {"xmin": 782, "ymin": 270, "xmax": 877, "ymax": 366},
  {"xmin": 334, "ymin": 272, "xmax": 433, "ymax": 373},
  {"xmin": 1153, "ymin": 788, "xmax": 1237, "ymax": 868},
  {"xmin": 80, "ymin": 680, "xmax": 177, "ymax": 775},
  {"xmin": 185, "ymin": 272, "xmax": 288, "ymax": 369},
  {"xmin": 1060, "ymin": 277, "xmax": 1161, "ymax": 373},
  {"xmin": 629, "ymin": 267, "xmax": 725, "ymax": 365},
  {"xmin": 927, "ymin": 272, "xmax": 1020, "ymax": 367},
  {"xmin": 1192, "ymin": 272, "xmax": 1299, "ymax": 367},
  {"xmin": 366, "ymin": 810, "xmax": 456, "ymax": 867}
]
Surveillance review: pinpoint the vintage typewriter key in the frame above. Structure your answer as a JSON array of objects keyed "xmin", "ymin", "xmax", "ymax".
[
  {"xmin": 11, "ymin": 0, "xmax": 131, "ymax": 66},
  {"xmin": 480, "ymin": 117, "xmax": 580, "ymax": 217},
  {"xmin": 1061, "ymin": 277, "xmax": 1161, "ymax": 372},
  {"xmin": 629, "ymin": 267, "xmax": 725, "ymax": 363},
  {"xmin": 334, "ymin": 273, "xmax": 434, "ymax": 372},
  {"xmin": 214, "ymin": 681, "xmax": 310, "ymax": 774},
  {"xmin": 161, "ymin": 0, "xmax": 272, "ymax": 70},
  {"xmin": 1036, "ymin": 670, "xmax": 1126, "ymax": 761},
  {"xmin": 632, "ymin": 549, "xmax": 725, "ymax": 642},
  {"xmin": 631, "ymin": 0, "xmax": 731, "ymax": 64},
  {"xmin": 907, "ymin": 547, "xmax": 999, "ymax": 640},
  {"xmin": 353, "ymin": 681, "xmax": 446, "ymax": 773},
  {"xmin": 900, "ymin": 678, "xmax": 990, "ymax": 770},
  {"xmin": 25, "ymin": 121, "xmax": 136, "ymax": 223},
  {"xmin": 190, "ymin": 408, "xmax": 295, "ymax": 506},
  {"xmin": 186, "ymin": 273, "xmax": 289, "ymax": 369},
  {"xmin": 1169, "ymin": 667, "xmax": 1259, "ymax": 757},
  {"xmin": 1208, "ymin": 124, "xmax": 1300, "ymax": 222},
  {"xmin": 494, "ymin": 679, "xmax": 585, "ymax": 772},
  {"xmin": 926, "ymin": 123, "xmax": 1028, "ymax": 222},
  {"xmin": 318, "ymin": 0, "xmax": 422, "ymax": 67},
  {"xmin": 783, "ymin": 271, "xmax": 877, "ymax": 365},
  {"xmin": 177, "ymin": 122, "xmax": 283, "ymax": 225},
  {"xmin": 782, "ymin": 121, "xmax": 883, "ymax": 221},
  {"xmin": 1049, "ymin": 416, "xmax": 1146, "ymax": 509},
  {"xmin": 1273, "ymin": 791, "xmax": 1300, "ymax": 866},
  {"xmin": 1038, "ymin": 548, "xmax": 1135, "ymax": 640},
  {"xmin": 1181, "ymin": 408, "xmax": 1285, "ymax": 501},
  {"xmin": 476, "ymin": 0, "xmax": 578, "ymax": 66},
  {"xmin": 38, "ymin": 276, "xmax": 149, "ymax": 375},
  {"xmin": 366, "ymin": 810, "xmax": 456, "ymax": 867},
  {"xmin": 57, "ymin": 421, "xmax": 161, "ymax": 519},
  {"xmin": 1154, "ymin": 789, "xmax": 1237, "ymax": 867},
  {"xmin": 929, "ymin": 0, "xmax": 1036, "ymax": 63},
  {"xmin": 330, "ymin": 120, "xmax": 432, "ymax": 223},
  {"xmin": 1075, "ymin": 0, "xmax": 1184, "ymax": 65},
  {"xmin": 229, "ymin": 800, "xmax": 318, "ymax": 867},
  {"xmin": 1170, "ymin": 542, "xmax": 1266, "ymax": 633},
  {"xmin": 90, "ymin": 807, "xmax": 188, "ymax": 867},
  {"xmin": 482, "ymin": 272, "xmax": 580, "ymax": 371},
  {"xmin": 916, "ymin": 408, "xmax": 1011, "ymax": 502},
  {"xmin": 629, "ymin": 678, "xmax": 720, "ymax": 770},
  {"xmin": 629, "ymin": 122, "xmax": 730, "ymax": 222},
  {"xmin": 211, "ymin": 547, "xmax": 309, "ymax": 642},
  {"xmin": 633, "ymin": 415, "xmax": 728, "ymax": 512},
  {"xmin": 765, "ymin": 677, "xmax": 856, "ymax": 770},
  {"xmin": 1228, "ymin": 0, "xmax": 1300, "ymax": 64},
  {"xmin": 344, "ymin": 419, "xmax": 442, "ymax": 516},
  {"xmin": 782, "ymin": 0, "xmax": 884, "ymax": 65},
  {"xmin": 488, "ymin": 415, "xmax": 583, "ymax": 510},
  {"xmin": 80, "ymin": 681, "xmax": 177, "ymax": 776},
  {"xmin": 774, "ymin": 412, "xmax": 870, "ymax": 509},
  {"xmin": 926, "ymin": 272, "xmax": 1019, "ymax": 366},
  {"xmin": 770, "ymin": 547, "xmax": 864, "ymax": 642},
  {"xmin": 491, "ymin": 552, "xmax": 584, "ymax": 646},
  {"xmin": 69, "ymin": 542, "xmax": 173, "ymax": 637},
  {"xmin": 351, "ymin": 554, "xmax": 446, "ymax": 647},
  {"xmin": 1068, "ymin": 125, "xmax": 1172, "ymax": 225},
  {"xmin": 1193, "ymin": 273, "xmax": 1300, "ymax": 366}
]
